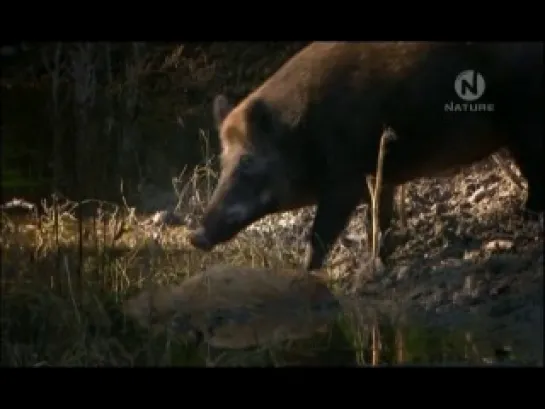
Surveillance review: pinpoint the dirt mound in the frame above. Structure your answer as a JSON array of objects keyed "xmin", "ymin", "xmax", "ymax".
[
  {"xmin": 134, "ymin": 153, "xmax": 542, "ymax": 363},
  {"xmin": 124, "ymin": 265, "xmax": 340, "ymax": 349}
]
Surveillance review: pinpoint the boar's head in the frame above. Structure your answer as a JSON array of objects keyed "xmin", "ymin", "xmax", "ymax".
[{"xmin": 189, "ymin": 94, "xmax": 307, "ymax": 251}]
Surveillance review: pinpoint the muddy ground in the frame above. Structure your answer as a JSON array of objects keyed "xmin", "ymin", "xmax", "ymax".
[{"xmin": 139, "ymin": 152, "xmax": 543, "ymax": 364}]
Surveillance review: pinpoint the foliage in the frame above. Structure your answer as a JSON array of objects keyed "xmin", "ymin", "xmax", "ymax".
[
  {"xmin": 1, "ymin": 164, "xmax": 532, "ymax": 366},
  {"xmin": 1, "ymin": 42, "xmax": 307, "ymax": 203}
]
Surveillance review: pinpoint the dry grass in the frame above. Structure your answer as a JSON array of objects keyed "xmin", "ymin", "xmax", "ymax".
[{"xmin": 1, "ymin": 140, "xmax": 543, "ymax": 367}]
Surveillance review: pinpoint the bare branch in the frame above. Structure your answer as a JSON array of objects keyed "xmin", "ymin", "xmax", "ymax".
[{"xmin": 368, "ymin": 127, "xmax": 397, "ymax": 260}]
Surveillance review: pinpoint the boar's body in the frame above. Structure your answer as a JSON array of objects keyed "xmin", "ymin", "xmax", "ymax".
[{"xmin": 190, "ymin": 42, "xmax": 543, "ymax": 271}]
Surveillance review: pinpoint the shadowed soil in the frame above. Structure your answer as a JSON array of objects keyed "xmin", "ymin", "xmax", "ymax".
[
  {"xmin": 166, "ymin": 153, "xmax": 543, "ymax": 364},
  {"xmin": 1, "ymin": 154, "xmax": 542, "ymax": 366}
]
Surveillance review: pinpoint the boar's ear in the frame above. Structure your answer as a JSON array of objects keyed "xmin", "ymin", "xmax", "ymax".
[
  {"xmin": 213, "ymin": 94, "xmax": 232, "ymax": 130},
  {"xmin": 247, "ymin": 99, "xmax": 277, "ymax": 137}
]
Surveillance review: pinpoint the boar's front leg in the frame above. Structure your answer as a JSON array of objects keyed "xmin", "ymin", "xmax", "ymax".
[{"xmin": 305, "ymin": 182, "xmax": 363, "ymax": 271}]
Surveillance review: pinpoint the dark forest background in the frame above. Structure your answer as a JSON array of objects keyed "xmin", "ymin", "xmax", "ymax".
[{"xmin": 1, "ymin": 42, "xmax": 308, "ymax": 208}]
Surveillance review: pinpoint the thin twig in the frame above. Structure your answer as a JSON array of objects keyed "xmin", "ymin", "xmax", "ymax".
[{"xmin": 368, "ymin": 127, "xmax": 397, "ymax": 260}]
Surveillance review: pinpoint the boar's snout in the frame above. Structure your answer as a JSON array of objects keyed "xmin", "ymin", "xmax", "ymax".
[
  {"xmin": 188, "ymin": 183, "xmax": 278, "ymax": 252},
  {"xmin": 188, "ymin": 227, "xmax": 214, "ymax": 252},
  {"xmin": 188, "ymin": 199, "xmax": 266, "ymax": 252},
  {"xmin": 188, "ymin": 146, "xmax": 290, "ymax": 251}
]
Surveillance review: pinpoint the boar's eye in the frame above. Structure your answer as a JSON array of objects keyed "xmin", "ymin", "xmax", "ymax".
[
  {"xmin": 237, "ymin": 154, "xmax": 267, "ymax": 181},
  {"xmin": 239, "ymin": 154, "xmax": 252, "ymax": 168},
  {"xmin": 238, "ymin": 154, "xmax": 257, "ymax": 173}
]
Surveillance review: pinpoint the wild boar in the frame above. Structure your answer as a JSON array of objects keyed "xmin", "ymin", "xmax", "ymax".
[{"xmin": 189, "ymin": 42, "xmax": 543, "ymax": 271}]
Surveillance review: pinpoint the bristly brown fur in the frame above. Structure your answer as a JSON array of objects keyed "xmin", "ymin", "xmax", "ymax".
[{"xmin": 218, "ymin": 106, "xmax": 250, "ymax": 150}]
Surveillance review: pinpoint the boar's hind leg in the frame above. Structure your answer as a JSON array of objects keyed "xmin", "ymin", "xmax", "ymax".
[
  {"xmin": 396, "ymin": 184, "xmax": 407, "ymax": 229},
  {"xmin": 507, "ymin": 120, "xmax": 544, "ymax": 218},
  {"xmin": 378, "ymin": 183, "xmax": 405, "ymax": 260},
  {"xmin": 305, "ymin": 183, "xmax": 363, "ymax": 271}
]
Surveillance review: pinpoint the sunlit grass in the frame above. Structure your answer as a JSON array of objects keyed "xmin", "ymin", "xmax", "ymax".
[{"xmin": 2, "ymin": 162, "xmax": 534, "ymax": 367}]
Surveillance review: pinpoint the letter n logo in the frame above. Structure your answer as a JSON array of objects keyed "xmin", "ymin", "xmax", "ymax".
[{"xmin": 454, "ymin": 70, "xmax": 486, "ymax": 102}]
